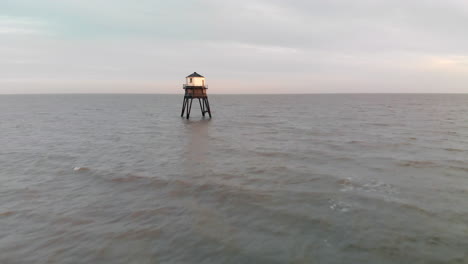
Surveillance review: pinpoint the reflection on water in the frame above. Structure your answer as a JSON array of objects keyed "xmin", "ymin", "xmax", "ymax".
[{"xmin": 182, "ymin": 118, "xmax": 212, "ymax": 177}]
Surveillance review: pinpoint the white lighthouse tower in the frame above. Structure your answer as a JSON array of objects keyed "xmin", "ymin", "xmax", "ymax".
[
  {"xmin": 186, "ymin": 72, "xmax": 206, "ymax": 87},
  {"xmin": 181, "ymin": 72, "xmax": 212, "ymax": 119}
]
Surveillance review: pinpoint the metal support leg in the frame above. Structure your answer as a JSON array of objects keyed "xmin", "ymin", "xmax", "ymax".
[
  {"xmin": 181, "ymin": 97, "xmax": 187, "ymax": 117},
  {"xmin": 198, "ymin": 98, "xmax": 205, "ymax": 116},
  {"xmin": 186, "ymin": 98, "xmax": 193, "ymax": 119},
  {"xmin": 204, "ymin": 98, "xmax": 212, "ymax": 118}
]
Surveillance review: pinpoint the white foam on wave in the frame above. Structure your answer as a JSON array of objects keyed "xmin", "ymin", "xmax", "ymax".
[
  {"xmin": 338, "ymin": 177, "xmax": 397, "ymax": 196},
  {"xmin": 73, "ymin": 167, "xmax": 90, "ymax": 172},
  {"xmin": 328, "ymin": 199, "xmax": 351, "ymax": 213}
]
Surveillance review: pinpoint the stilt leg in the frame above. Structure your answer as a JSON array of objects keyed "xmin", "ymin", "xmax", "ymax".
[
  {"xmin": 204, "ymin": 97, "xmax": 212, "ymax": 118},
  {"xmin": 203, "ymin": 98, "xmax": 208, "ymax": 116},
  {"xmin": 181, "ymin": 97, "xmax": 187, "ymax": 117},
  {"xmin": 202, "ymin": 99, "xmax": 206, "ymax": 115},
  {"xmin": 187, "ymin": 98, "xmax": 193, "ymax": 119},
  {"xmin": 198, "ymin": 98, "xmax": 205, "ymax": 117},
  {"xmin": 202, "ymin": 98, "xmax": 206, "ymax": 117}
]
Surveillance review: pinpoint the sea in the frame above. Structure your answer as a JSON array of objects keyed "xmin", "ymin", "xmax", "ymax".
[{"xmin": 0, "ymin": 94, "xmax": 467, "ymax": 264}]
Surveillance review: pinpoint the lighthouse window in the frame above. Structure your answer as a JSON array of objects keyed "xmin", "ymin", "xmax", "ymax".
[{"xmin": 190, "ymin": 78, "xmax": 192, "ymax": 83}]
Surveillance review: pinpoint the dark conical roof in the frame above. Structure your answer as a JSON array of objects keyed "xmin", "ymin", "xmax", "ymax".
[{"xmin": 186, "ymin": 72, "xmax": 204, "ymax": 78}]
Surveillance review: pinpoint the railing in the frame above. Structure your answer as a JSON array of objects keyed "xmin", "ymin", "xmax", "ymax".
[{"xmin": 183, "ymin": 84, "xmax": 208, "ymax": 89}]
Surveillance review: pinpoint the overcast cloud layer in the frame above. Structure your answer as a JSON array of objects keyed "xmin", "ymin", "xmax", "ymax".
[{"xmin": 1, "ymin": 0, "xmax": 468, "ymax": 93}]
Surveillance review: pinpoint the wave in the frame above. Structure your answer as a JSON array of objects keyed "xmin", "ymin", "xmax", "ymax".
[
  {"xmin": 337, "ymin": 178, "xmax": 397, "ymax": 197},
  {"xmin": 110, "ymin": 228, "xmax": 163, "ymax": 240},
  {"xmin": 0, "ymin": 211, "xmax": 16, "ymax": 217},
  {"xmin": 253, "ymin": 151, "xmax": 292, "ymax": 158},
  {"xmin": 54, "ymin": 217, "xmax": 94, "ymax": 226},
  {"xmin": 73, "ymin": 167, "xmax": 90, "ymax": 172},
  {"xmin": 398, "ymin": 160, "xmax": 437, "ymax": 168},
  {"xmin": 129, "ymin": 207, "xmax": 178, "ymax": 219},
  {"xmin": 111, "ymin": 174, "xmax": 147, "ymax": 183},
  {"xmin": 444, "ymin": 148, "xmax": 464, "ymax": 152}
]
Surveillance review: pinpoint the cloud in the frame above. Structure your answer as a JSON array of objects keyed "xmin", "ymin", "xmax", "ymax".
[
  {"xmin": 0, "ymin": 0, "xmax": 467, "ymax": 93},
  {"xmin": 0, "ymin": 16, "xmax": 49, "ymax": 35}
]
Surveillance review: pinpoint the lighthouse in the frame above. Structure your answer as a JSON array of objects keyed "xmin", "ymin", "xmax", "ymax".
[{"xmin": 180, "ymin": 72, "xmax": 212, "ymax": 119}]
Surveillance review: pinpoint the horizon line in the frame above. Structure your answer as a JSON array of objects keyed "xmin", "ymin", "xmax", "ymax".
[{"xmin": 1, "ymin": 92, "xmax": 467, "ymax": 96}]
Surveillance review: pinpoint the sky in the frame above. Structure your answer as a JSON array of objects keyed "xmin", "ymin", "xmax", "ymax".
[{"xmin": 1, "ymin": 0, "xmax": 468, "ymax": 94}]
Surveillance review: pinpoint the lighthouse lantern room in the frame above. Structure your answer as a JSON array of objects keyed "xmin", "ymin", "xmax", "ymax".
[{"xmin": 180, "ymin": 72, "xmax": 212, "ymax": 119}]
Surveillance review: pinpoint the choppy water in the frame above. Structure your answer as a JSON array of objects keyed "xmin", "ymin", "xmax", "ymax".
[{"xmin": 1, "ymin": 94, "xmax": 467, "ymax": 263}]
